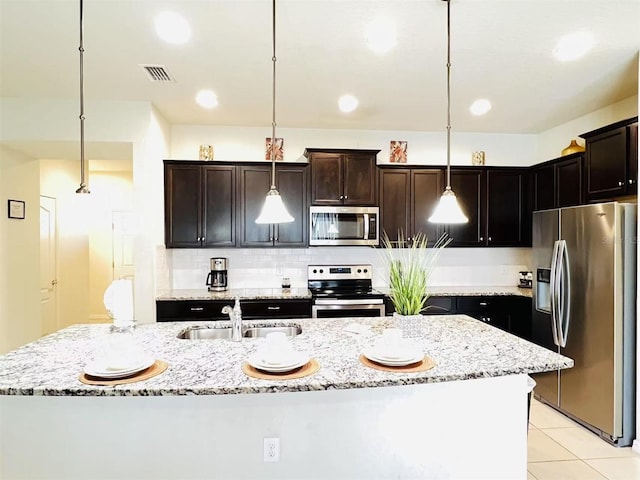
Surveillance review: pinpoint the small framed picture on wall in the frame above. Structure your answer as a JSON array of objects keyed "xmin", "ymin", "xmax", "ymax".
[
  {"xmin": 8, "ymin": 199, "xmax": 25, "ymax": 219},
  {"xmin": 390, "ymin": 140, "xmax": 408, "ymax": 163}
]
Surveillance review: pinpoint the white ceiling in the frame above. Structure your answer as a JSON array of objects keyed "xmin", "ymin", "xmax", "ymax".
[{"xmin": 0, "ymin": 0, "xmax": 638, "ymax": 136}]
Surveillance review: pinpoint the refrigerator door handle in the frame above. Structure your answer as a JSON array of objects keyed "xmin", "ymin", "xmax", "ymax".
[
  {"xmin": 558, "ymin": 240, "xmax": 571, "ymax": 348},
  {"xmin": 549, "ymin": 240, "xmax": 562, "ymax": 347}
]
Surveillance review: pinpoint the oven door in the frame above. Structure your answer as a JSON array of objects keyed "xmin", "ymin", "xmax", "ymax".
[{"xmin": 312, "ymin": 298, "xmax": 385, "ymax": 318}]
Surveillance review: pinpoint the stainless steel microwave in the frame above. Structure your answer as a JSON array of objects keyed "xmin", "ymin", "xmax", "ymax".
[{"xmin": 309, "ymin": 206, "xmax": 379, "ymax": 246}]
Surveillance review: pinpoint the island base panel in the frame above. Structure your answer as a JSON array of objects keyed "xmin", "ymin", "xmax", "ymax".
[{"xmin": 0, "ymin": 375, "xmax": 528, "ymax": 479}]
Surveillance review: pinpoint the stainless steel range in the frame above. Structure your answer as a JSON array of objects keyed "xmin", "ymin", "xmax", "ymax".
[{"xmin": 307, "ymin": 264, "xmax": 386, "ymax": 318}]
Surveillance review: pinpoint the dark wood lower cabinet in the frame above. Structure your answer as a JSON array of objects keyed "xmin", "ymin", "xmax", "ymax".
[
  {"xmin": 157, "ymin": 298, "xmax": 312, "ymax": 321},
  {"xmin": 386, "ymin": 294, "xmax": 532, "ymax": 340}
]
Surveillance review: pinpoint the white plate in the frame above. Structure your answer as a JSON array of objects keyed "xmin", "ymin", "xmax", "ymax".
[
  {"xmin": 248, "ymin": 351, "xmax": 310, "ymax": 373},
  {"xmin": 84, "ymin": 355, "xmax": 155, "ymax": 378},
  {"xmin": 363, "ymin": 348, "xmax": 423, "ymax": 367}
]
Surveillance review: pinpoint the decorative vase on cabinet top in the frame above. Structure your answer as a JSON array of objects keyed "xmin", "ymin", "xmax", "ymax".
[{"xmin": 561, "ymin": 139, "xmax": 585, "ymax": 156}]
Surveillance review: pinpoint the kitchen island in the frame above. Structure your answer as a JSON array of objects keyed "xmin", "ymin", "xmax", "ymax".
[{"xmin": 0, "ymin": 315, "xmax": 571, "ymax": 479}]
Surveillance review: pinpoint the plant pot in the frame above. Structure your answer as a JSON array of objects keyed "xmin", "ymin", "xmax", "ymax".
[{"xmin": 392, "ymin": 312, "xmax": 424, "ymax": 338}]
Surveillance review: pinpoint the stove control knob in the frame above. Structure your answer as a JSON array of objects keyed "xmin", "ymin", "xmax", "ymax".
[
  {"xmin": 363, "ymin": 268, "xmax": 368, "ymax": 273},
  {"xmin": 357, "ymin": 269, "xmax": 362, "ymax": 273},
  {"xmin": 313, "ymin": 269, "xmax": 317, "ymax": 274},
  {"xmin": 319, "ymin": 269, "xmax": 324, "ymax": 274}
]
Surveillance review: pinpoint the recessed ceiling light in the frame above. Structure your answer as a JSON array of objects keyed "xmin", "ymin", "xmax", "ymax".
[
  {"xmin": 365, "ymin": 17, "xmax": 397, "ymax": 54},
  {"xmin": 196, "ymin": 90, "xmax": 218, "ymax": 109},
  {"xmin": 155, "ymin": 11, "xmax": 191, "ymax": 45},
  {"xmin": 470, "ymin": 99, "xmax": 492, "ymax": 116},
  {"xmin": 338, "ymin": 94, "xmax": 359, "ymax": 113},
  {"xmin": 553, "ymin": 31, "xmax": 594, "ymax": 61}
]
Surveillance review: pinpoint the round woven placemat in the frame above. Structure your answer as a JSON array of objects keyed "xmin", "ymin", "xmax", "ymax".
[
  {"xmin": 359, "ymin": 355, "xmax": 436, "ymax": 373},
  {"xmin": 242, "ymin": 358, "xmax": 320, "ymax": 380},
  {"xmin": 79, "ymin": 360, "xmax": 168, "ymax": 386}
]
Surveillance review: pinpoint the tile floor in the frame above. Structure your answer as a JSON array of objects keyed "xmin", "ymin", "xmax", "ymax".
[{"xmin": 528, "ymin": 397, "xmax": 640, "ymax": 479}]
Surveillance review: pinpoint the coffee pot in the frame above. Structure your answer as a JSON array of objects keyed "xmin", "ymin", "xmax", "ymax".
[{"xmin": 206, "ymin": 257, "xmax": 228, "ymax": 292}]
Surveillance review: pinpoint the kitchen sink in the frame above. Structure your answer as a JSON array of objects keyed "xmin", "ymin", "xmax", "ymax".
[
  {"xmin": 242, "ymin": 325, "xmax": 302, "ymax": 338},
  {"xmin": 177, "ymin": 326, "xmax": 233, "ymax": 340},
  {"xmin": 176, "ymin": 324, "xmax": 302, "ymax": 340}
]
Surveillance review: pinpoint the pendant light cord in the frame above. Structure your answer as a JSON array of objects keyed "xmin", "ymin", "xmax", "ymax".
[
  {"xmin": 445, "ymin": 0, "xmax": 451, "ymax": 188},
  {"xmin": 270, "ymin": 0, "xmax": 277, "ymax": 189},
  {"xmin": 76, "ymin": 0, "xmax": 88, "ymax": 193}
]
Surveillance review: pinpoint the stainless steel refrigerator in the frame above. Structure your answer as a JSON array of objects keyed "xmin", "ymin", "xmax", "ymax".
[{"xmin": 532, "ymin": 202, "xmax": 636, "ymax": 446}]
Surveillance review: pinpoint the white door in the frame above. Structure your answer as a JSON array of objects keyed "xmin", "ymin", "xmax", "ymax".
[
  {"xmin": 112, "ymin": 211, "xmax": 135, "ymax": 281},
  {"xmin": 40, "ymin": 196, "xmax": 58, "ymax": 335}
]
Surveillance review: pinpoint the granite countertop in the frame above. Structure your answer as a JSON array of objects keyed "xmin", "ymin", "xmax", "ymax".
[
  {"xmin": 156, "ymin": 288, "xmax": 312, "ymax": 301},
  {"xmin": 156, "ymin": 286, "xmax": 532, "ymax": 301},
  {"xmin": 0, "ymin": 315, "xmax": 571, "ymax": 397}
]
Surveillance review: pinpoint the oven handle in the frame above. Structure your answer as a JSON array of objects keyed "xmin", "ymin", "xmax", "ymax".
[
  {"xmin": 312, "ymin": 304, "xmax": 385, "ymax": 318},
  {"xmin": 314, "ymin": 298, "xmax": 384, "ymax": 305}
]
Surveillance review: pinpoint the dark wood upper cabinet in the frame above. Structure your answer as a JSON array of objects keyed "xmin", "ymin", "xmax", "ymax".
[
  {"xmin": 164, "ymin": 163, "xmax": 202, "ymax": 248},
  {"xmin": 379, "ymin": 168, "xmax": 411, "ymax": 242},
  {"xmin": 238, "ymin": 165, "xmax": 273, "ymax": 247},
  {"xmin": 305, "ymin": 148, "xmax": 380, "ymax": 205},
  {"xmin": 237, "ymin": 164, "xmax": 308, "ymax": 247},
  {"xmin": 164, "ymin": 160, "xmax": 307, "ymax": 249},
  {"xmin": 486, "ymin": 169, "xmax": 528, "ymax": 247},
  {"xmin": 555, "ymin": 155, "xmax": 583, "ymax": 208},
  {"xmin": 378, "ymin": 167, "xmax": 442, "ymax": 246},
  {"xmin": 447, "ymin": 169, "xmax": 485, "ymax": 247},
  {"xmin": 164, "ymin": 162, "xmax": 236, "ymax": 248},
  {"xmin": 580, "ymin": 117, "xmax": 638, "ymax": 201},
  {"xmin": 412, "ymin": 169, "xmax": 445, "ymax": 245},
  {"xmin": 532, "ymin": 163, "xmax": 555, "ymax": 211},
  {"xmin": 272, "ymin": 164, "xmax": 308, "ymax": 247}
]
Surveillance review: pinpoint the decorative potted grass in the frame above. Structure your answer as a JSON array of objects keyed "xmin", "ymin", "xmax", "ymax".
[{"xmin": 380, "ymin": 230, "xmax": 451, "ymax": 334}]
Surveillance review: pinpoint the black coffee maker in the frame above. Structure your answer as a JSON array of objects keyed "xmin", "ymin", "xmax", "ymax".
[{"xmin": 206, "ymin": 257, "xmax": 228, "ymax": 291}]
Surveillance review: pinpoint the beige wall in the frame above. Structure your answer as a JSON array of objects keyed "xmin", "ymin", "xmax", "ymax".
[
  {"xmin": 537, "ymin": 95, "xmax": 638, "ymax": 163},
  {"xmin": 0, "ymin": 146, "xmax": 41, "ymax": 354}
]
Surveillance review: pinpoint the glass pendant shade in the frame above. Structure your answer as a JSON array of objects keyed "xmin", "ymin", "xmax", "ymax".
[
  {"xmin": 428, "ymin": 186, "xmax": 468, "ymax": 224},
  {"xmin": 255, "ymin": 187, "xmax": 294, "ymax": 224}
]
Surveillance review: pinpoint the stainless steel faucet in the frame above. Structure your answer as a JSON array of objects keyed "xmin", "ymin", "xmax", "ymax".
[{"xmin": 222, "ymin": 297, "xmax": 242, "ymax": 341}]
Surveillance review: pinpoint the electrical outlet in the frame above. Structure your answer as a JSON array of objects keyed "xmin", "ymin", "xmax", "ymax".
[{"xmin": 263, "ymin": 437, "xmax": 280, "ymax": 462}]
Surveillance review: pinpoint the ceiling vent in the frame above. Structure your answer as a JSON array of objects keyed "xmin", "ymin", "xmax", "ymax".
[{"xmin": 140, "ymin": 64, "xmax": 175, "ymax": 82}]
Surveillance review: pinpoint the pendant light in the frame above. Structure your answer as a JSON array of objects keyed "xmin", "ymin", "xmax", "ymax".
[
  {"xmin": 429, "ymin": 0, "xmax": 467, "ymax": 224},
  {"xmin": 75, "ymin": 0, "xmax": 90, "ymax": 194},
  {"xmin": 256, "ymin": 0, "xmax": 293, "ymax": 224}
]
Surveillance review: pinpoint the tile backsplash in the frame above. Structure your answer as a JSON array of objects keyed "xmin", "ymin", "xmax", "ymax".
[{"xmin": 156, "ymin": 246, "xmax": 531, "ymax": 291}]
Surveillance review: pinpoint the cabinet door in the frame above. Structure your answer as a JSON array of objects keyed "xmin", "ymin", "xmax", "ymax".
[
  {"xmin": 164, "ymin": 164, "xmax": 202, "ymax": 248},
  {"xmin": 343, "ymin": 154, "xmax": 377, "ymax": 205},
  {"xmin": 274, "ymin": 165, "xmax": 308, "ymax": 247},
  {"xmin": 628, "ymin": 123, "xmax": 638, "ymax": 194},
  {"xmin": 532, "ymin": 164, "xmax": 555, "ymax": 211},
  {"xmin": 203, "ymin": 165, "xmax": 236, "ymax": 247},
  {"xmin": 446, "ymin": 169, "xmax": 484, "ymax": 247},
  {"xmin": 411, "ymin": 169, "xmax": 444, "ymax": 246},
  {"xmin": 310, "ymin": 154, "xmax": 343, "ymax": 205},
  {"xmin": 585, "ymin": 126, "xmax": 628, "ymax": 199},
  {"xmin": 486, "ymin": 170, "xmax": 526, "ymax": 246},
  {"xmin": 238, "ymin": 166, "xmax": 273, "ymax": 247},
  {"xmin": 555, "ymin": 155, "xmax": 583, "ymax": 208},
  {"xmin": 379, "ymin": 169, "xmax": 411, "ymax": 243}
]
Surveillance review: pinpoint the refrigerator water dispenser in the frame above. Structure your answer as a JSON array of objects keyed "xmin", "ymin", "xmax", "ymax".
[{"xmin": 535, "ymin": 268, "xmax": 551, "ymax": 313}]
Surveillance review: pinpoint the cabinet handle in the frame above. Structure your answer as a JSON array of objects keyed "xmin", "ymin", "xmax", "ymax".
[
  {"xmin": 618, "ymin": 181, "xmax": 624, "ymax": 186},
  {"xmin": 267, "ymin": 306, "xmax": 281, "ymax": 310},
  {"xmin": 344, "ymin": 195, "xmax": 348, "ymax": 200},
  {"xmin": 488, "ymin": 237, "xmax": 492, "ymax": 242},
  {"xmin": 339, "ymin": 195, "xmax": 344, "ymax": 200},
  {"xmin": 629, "ymin": 179, "xmax": 635, "ymax": 185},
  {"xmin": 201, "ymin": 236, "xmax": 205, "ymax": 242},
  {"xmin": 480, "ymin": 236, "xmax": 484, "ymax": 241},
  {"xmin": 190, "ymin": 307, "xmax": 204, "ymax": 312},
  {"xmin": 196, "ymin": 237, "xmax": 200, "ymax": 242},
  {"xmin": 479, "ymin": 302, "xmax": 489, "ymax": 306},
  {"xmin": 269, "ymin": 237, "xmax": 273, "ymax": 241}
]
